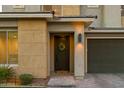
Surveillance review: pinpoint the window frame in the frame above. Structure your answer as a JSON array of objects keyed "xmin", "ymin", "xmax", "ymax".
[{"xmin": 0, "ymin": 29, "xmax": 18, "ymax": 66}]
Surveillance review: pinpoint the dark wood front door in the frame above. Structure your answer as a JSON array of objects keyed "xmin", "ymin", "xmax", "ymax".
[{"xmin": 54, "ymin": 35, "xmax": 70, "ymax": 71}]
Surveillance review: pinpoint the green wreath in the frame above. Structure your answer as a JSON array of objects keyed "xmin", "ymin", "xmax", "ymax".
[{"xmin": 58, "ymin": 42, "xmax": 65, "ymax": 51}]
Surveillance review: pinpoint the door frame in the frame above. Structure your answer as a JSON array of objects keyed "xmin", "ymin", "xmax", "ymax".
[
  {"xmin": 85, "ymin": 36, "xmax": 124, "ymax": 73},
  {"xmin": 50, "ymin": 32, "xmax": 74, "ymax": 74}
]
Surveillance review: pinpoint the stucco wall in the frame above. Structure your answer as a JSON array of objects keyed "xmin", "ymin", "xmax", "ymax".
[
  {"xmin": 2, "ymin": 5, "xmax": 41, "ymax": 12},
  {"xmin": 73, "ymin": 22, "xmax": 85, "ymax": 79},
  {"xmin": 2, "ymin": 5, "xmax": 80, "ymax": 16},
  {"xmin": 48, "ymin": 22, "xmax": 75, "ymax": 32},
  {"xmin": 80, "ymin": 5, "xmax": 103, "ymax": 27},
  {"xmin": 18, "ymin": 19, "xmax": 48, "ymax": 78},
  {"xmin": 103, "ymin": 5, "xmax": 121, "ymax": 27},
  {"xmin": 80, "ymin": 5, "xmax": 122, "ymax": 27}
]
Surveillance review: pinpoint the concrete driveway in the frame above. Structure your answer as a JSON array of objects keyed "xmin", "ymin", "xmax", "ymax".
[{"xmin": 76, "ymin": 74, "xmax": 124, "ymax": 88}]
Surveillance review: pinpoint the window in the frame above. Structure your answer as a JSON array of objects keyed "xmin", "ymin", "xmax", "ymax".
[
  {"xmin": 0, "ymin": 32, "xmax": 7, "ymax": 64},
  {"xmin": 8, "ymin": 32, "xmax": 18, "ymax": 64},
  {"xmin": 0, "ymin": 31, "xmax": 18, "ymax": 64},
  {"xmin": 13, "ymin": 5, "xmax": 24, "ymax": 9}
]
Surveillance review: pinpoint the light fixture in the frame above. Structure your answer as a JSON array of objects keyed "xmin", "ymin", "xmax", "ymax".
[{"xmin": 78, "ymin": 33, "xmax": 82, "ymax": 43}]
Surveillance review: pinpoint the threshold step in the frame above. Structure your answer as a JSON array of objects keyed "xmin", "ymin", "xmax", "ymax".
[{"xmin": 47, "ymin": 76, "xmax": 75, "ymax": 88}]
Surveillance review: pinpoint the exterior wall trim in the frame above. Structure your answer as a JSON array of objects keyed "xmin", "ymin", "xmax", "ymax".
[
  {"xmin": 49, "ymin": 18, "xmax": 95, "ymax": 22},
  {"xmin": 0, "ymin": 27, "xmax": 17, "ymax": 31},
  {"xmin": 86, "ymin": 37, "xmax": 124, "ymax": 39},
  {"xmin": 0, "ymin": 12, "xmax": 53, "ymax": 18},
  {"xmin": 85, "ymin": 31, "xmax": 124, "ymax": 33}
]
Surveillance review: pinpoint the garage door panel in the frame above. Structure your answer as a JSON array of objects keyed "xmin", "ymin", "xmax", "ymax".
[
  {"xmin": 88, "ymin": 39, "xmax": 124, "ymax": 73},
  {"xmin": 88, "ymin": 65, "xmax": 124, "ymax": 73}
]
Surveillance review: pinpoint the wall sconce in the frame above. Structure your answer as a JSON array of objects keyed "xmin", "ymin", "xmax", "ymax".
[{"xmin": 78, "ymin": 33, "xmax": 82, "ymax": 43}]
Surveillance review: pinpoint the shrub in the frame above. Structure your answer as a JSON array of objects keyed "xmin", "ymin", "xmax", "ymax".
[
  {"xmin": 19, "ymin": 74, "xmax": 33, "ymax": 85},
  {"xmin": 0, "ymin": 65, "xmax": 15, "ymax": 81}
]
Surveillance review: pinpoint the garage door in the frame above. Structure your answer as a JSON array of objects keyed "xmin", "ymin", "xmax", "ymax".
[{"xmin": 88, "ymin": 39, "xmax": 124, "ymax": 73}]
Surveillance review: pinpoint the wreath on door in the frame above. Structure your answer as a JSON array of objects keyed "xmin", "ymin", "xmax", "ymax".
[{"xmin": 58, "ymin": 42, "xmax": 65, "ymax": 51}]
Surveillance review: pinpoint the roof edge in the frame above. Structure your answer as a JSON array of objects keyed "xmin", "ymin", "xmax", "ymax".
[
  {"xmin": 57, "ymin": 16, "xmax": 97, "ymax": 19},
  {"xmin": 89, "ymin": 27, "xmax": 124, "ymax": 30},
  {"xmin": 0, "ymin": 12, "xmax": 53, "ymax": 19},
  {"xmin": 0, "ymin": 12, "xmax": 52, "ymax": 14}
]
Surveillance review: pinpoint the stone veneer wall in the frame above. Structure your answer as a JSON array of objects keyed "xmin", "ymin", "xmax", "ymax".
[
  {"xmin": 18, "ymin": 19, "xmax": 48, "ymax": 78},
  {"xmin": 121, "ymin": 16, "xmax": 124, "ymax": 27},
  {"xmin": 63, "ymin": 5, "xmax": 80, "ymax": 16}
]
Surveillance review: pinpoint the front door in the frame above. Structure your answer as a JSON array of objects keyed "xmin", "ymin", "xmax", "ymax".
[{"xmin": 54, "ymin": 35, "xmax": 70, "ymax": 71}]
